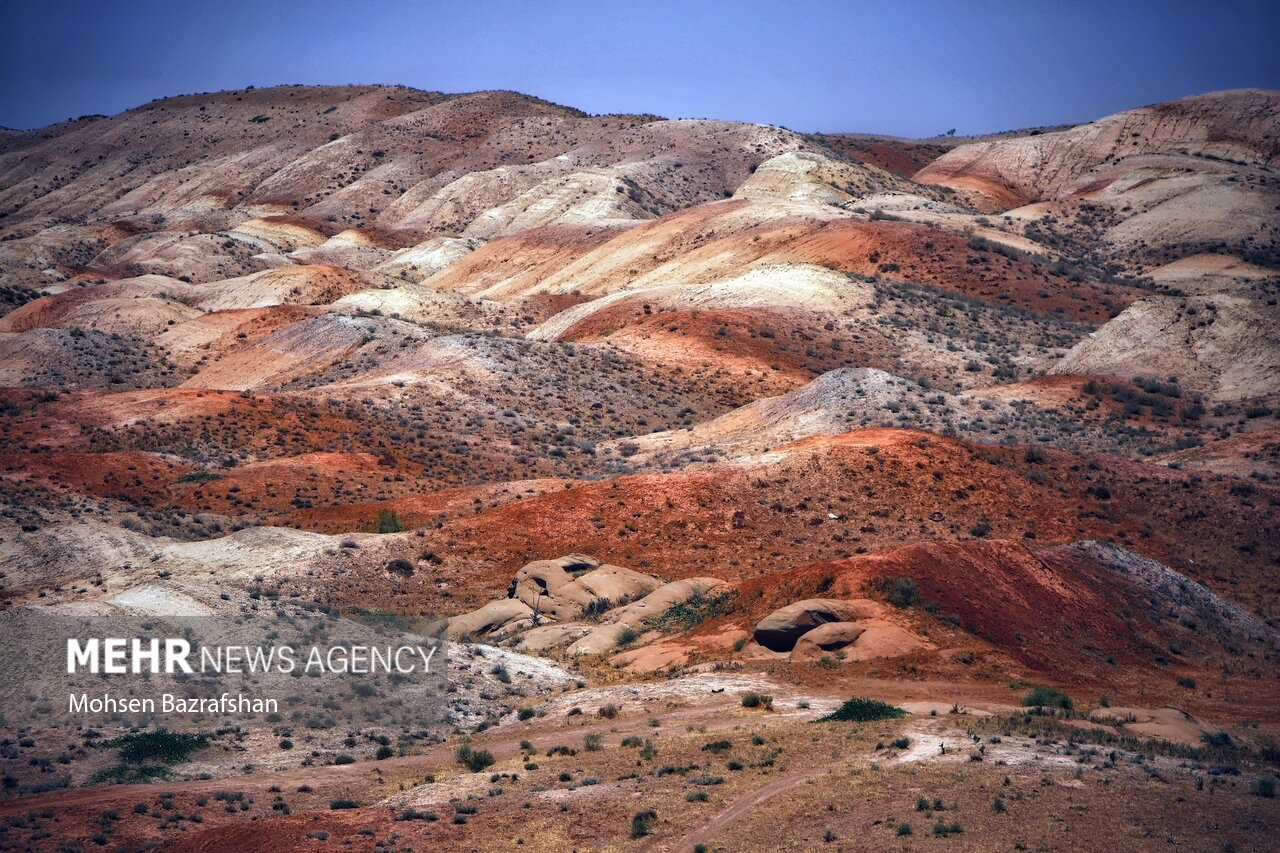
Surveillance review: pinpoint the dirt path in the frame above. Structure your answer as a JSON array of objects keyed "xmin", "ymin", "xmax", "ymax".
[{"xmin": 654, "ymin": 768, "xmax": 818, "ymax": 852}]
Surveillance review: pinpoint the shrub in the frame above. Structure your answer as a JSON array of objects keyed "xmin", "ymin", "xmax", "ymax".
[
  {"xmin": 333, "ymin": 754, "xmax": 355, "ymax": 765},
  {"xmin": 375, "ymin": 746, "xmax": 394, "ymax": 760},
  {"xmin": 741, "ymin": 692, "xmax": 773, "ymax": 710},
  {"xmin": 598, "ymin": 703, "xmax": 620, "ymax": 719},
  {"xmin": 891, "ymin": 737, "xmax": 910, "ymax": 749},
  {"xmin": 652, "ymin": 591, "xmax": 736, "ymax": 631},
  {"xmin": 376, "ymin": 509, "xmax": 406, "ymax": 533},
  {"xmin": 876, "ymin": 576, "xmax": 920, "ymax": 608},
  {"xmin": 517, "ymin": 708, "xmax": 536, "ymax": 721},
  {"xmin": 1022, "ymin": 685, "xmax": 1073, "ymax": 710},
  {"xmin": 896, "ymin": 822, "xmax": 913, "ymax": 836},
  {"xmin": 818, "ymin": 697, "xmax": 908, "ymax": 722},
  {"xmin": 630, "ymin": 809, "xmax": 657, "ymax": 838},
  {"xmin": 615, "ymin": 625, "xmax": 639, "ymax": 646},
  {"xmin": 686, "ymin": 790, "xmax": 709, "ymax": 802},
  {"xmin": 1249, "ymin": 776, "xmax": 1275, "ymax": 798},
  {"xmin": 175, "ymin": 471, "xmax": 223, "ymax": 484},
  {"xmin": 456, "ymin": 745, "xmax": 494, "ymax": 773},
  {"xmin": 330, "ymin": 799, "xmax": 358, "ymax": 809},
  {"xmin": 583, "ymin": 733, "xmax": 603, "ymax": 752},
  {"xmin": 104, "ymin": 730, "xmax": 208, "ymax": 764},
  {"xmin": 386, "ymin": 558, "xmax": 414, "ymax": 576},
  {"xmin": 396, "ymin": 809, "xmax": 438, "ymax": 821},
  {"xmin": 349, "ymin": 607, "xmax": 407, "ymax": 630}
]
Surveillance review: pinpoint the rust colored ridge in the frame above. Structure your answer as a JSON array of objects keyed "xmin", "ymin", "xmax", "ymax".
[
  {"xmin": 731, "ymin": 536, "xmax": 1276, "ymax": 689},
  {"xmin": 516, "ymin": 291, "xmax": 598, "ymax": 323},
  {"xmin": 0, "ymin": 450, "xmax": 181, "ymax": 508},
  {"xmin": 404, "ymin": 427, "xmax": 1276, "ymax": 614},
  {"xmin": 433, "ymin": 199, "xmax": 1139, "ymax": 321},
  {"xmin": 0, "ymin": 386, "xmax": 368, "ymax": 449},
  {"xmin": 970, "ymin": 373, "xmax": 1178, "ymax": 422},
  {"xmin": 751, "ymin": 539, "xmax": 1129, "ymax": 672},
  {"xmin": 0, "ymin": 276, "xmax": 199, "ymax": 333},
  {"xmin": 708, "ymin": 218, "xmax": 1135, "ymax": 322},
  {"xmin": 162, "ymin": 302, "xmax": 328, "ymax": 346},
  {"xmin": 323, "ymin": 224, "xmax": 419, "ymax": 249},
  {"xmin": 424, "ymin": 221, "xmax": 638, "ymax": 298},
  {"xmin": 554, "ymin": 305, "xmax": 872, "ymax": 394},
  {"xmin": 1158, "ymin": 426, "xmax": 1280, "ymax": 478},
  {"xmin": 0, "ymin": 286, "xmax": 104, "ymax": 332},
  {"xmin": 286, "ymin": 477, "xmax": 570, "ymax": 532},
  {"xmin": 152, "ymin": 808, "xmax": 404, "ymax": 853},
  {"xmin": 972, "ymin": 372, "xmax": 1110, "ymax": 400}
]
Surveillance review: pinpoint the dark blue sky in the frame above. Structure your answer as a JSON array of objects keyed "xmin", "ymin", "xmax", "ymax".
[{"xmin": 1, "ymin": 0, "xmax": 1277, "ymax": 136}]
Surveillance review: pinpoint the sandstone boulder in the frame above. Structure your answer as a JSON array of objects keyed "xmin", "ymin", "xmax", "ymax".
[
  {"xmin": 508, "ymin": 555, "xmax": 659, "ymax": 621},
  {"xmin": 753, "ymin": 598, "xmax": 882, "ymax": 652},
  {"xmin": 790, "ymin": 621, "xmax": 865, "ymax": 661},
  {"xmin": 605, "ymin": 577, "xmax": 730, "ymax": 626},
  {"xmin": 515, "ymin": 623, "xmax": 592, "ymax": 653},
  {"xmin": 841, "ymin": 622, "xmax": 932, "ymax": 661},
  {"xmin": 446, "ymin": 598, "xmax": 533, "ymax": 640}
]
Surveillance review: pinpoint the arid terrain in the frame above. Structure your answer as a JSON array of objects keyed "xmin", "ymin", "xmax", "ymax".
[{"xmin": 0, "ymin": 84, "xmax": 1277, "ymax": 851}]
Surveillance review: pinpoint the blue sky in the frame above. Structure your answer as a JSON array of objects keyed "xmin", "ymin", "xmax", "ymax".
[{"xmin": 1, "ymin": 0, "xmax": 1276, "ymax": 136}]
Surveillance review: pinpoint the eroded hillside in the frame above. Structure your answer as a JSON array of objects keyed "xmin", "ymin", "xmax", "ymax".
[{"xmin": 0, "ymin": 85, "xmax": 1277, "ymax": 852}]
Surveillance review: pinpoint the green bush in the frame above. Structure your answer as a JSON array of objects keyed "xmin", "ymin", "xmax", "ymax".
[
  {"xmin": 456, "ymin": 745, "xmax": 494, "ymax": 773},
  {"xmin": 375, "ymin": 746, "xmax": 394, "ymax": 760},
  {"xmin": 630, "ymin": 809, "xmax": 657, "ymax": 838},
  {"xmin": 395, "ymin": 809, "xmax": 438, "ymax": 821},
  {"xmin": 876, "ymin": 576, "xmax": 920, "ymax": 608},
  {"xmin": 1022, "ymin": 685, "xmax": 1073, "ymax": 710},
  {"xmin": 330, "ymin": 799, "xmax": 358, "ymax": 809},
  {"xmin": 175, "ymin": 471, "xmax": 223, "ymax": 484},
  {"xmin": 103, "ymin": 730, "xmax": 207, "ymax": 764},
  {"xmin": 349, "ymin": 607, "xmax": 408, "ymax": 630},
  {"xmin": 376, "ymin": 509, "xmax": 406, "ymax": 533},
  {"xmin": 741, "ymin": 692, "xmax": 773, "ymax": 710},
  {"xmin": 818, "ymin": 697, "xmax": 908, "ymax": 722},
  {"xmin": 653, "ymin": 592, "xmax": 736, "ymax": 631}
]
